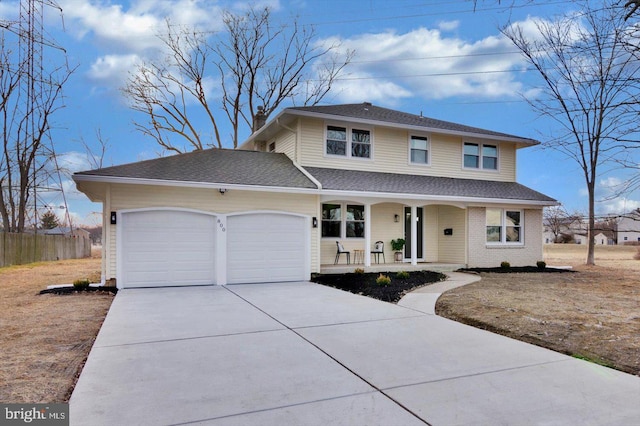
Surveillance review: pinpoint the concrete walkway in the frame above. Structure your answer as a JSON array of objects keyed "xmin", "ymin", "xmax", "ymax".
[
  {"xmin": 70, "ymin": 281, "xmax": 640, "ymax": 426},
  {"xmin": 398, "ymin": 271, "xmax": 481, "ymax": 314}
]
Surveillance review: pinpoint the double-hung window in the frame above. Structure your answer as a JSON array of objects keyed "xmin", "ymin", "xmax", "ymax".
[
  {"xmin": 486, "ymin": 209, "xmax": 522, "ymax": 244},
  {"xmin": 464, "ymin": 142, "xmax": 498, "ymax": 170},
  {"xmin": 326, "ymin": 125, "xmax": 371, "ymax": 159},
  {"xmin": 322, "ymin": 203, "xmax": 365, "ymax": 238},
  {"xmin": 410, "ymin": 135, "xmax": 429, "ymax": 165}
]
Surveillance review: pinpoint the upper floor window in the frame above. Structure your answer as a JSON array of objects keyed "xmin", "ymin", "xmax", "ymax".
[
  {"xmin": 464, "ymin": 142, "xmax": 498, "ymax": 170},
  {"xmin": 487, "ymin": 209, "xmax": 522, "ymax": 244},
  {"xmin": 326, "ymin": 125, "xmax": 371, "ymax": 159},
  {"xmin": 410, "ymin": 135, "xmax": 429, "ymax": 165}
]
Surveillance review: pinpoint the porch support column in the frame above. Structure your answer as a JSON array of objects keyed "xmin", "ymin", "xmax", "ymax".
[
  {"xmin": 410, "ymin": 205, "xmax": 418, "ymax": 266},
  {"xmin": 364, "ymin": 203, "xmax": 371, "ymax": 267}
]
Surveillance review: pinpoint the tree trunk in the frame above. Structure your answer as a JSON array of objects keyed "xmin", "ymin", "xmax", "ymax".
[{"xmin": 586, "ymin": 184, "xmax": 596, "ymax": 265}]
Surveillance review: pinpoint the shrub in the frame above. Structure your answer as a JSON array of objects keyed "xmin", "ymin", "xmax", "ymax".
[
  {"xmin": 354, "ymin": 268, "xmax": 365, "ymax": 274},
  {"xmin": 396, "ymin": 270, "xmax": 410, "ymax": 279},
  {"xmin": 376, "ymin": 274, "xmax": 391, "ymax": 286},
  {"xmin": 536, "ymin": 260, "xmax": 547, "ymax": 270},
  {"xmin": 73, "ymin": 278, "xmax": 91, "ymax": 289},
  {"xmin": 500, "ymin": 261, "xmax": 511, "ymax": 270}
]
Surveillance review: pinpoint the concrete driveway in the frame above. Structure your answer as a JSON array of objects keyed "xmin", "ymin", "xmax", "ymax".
[{"xmin": 70, "ymin": 282, "xmax": 640, "ymax": 425}]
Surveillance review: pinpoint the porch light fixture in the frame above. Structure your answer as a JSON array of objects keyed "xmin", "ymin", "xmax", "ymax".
[
  {"xmin": 312, "ymin": 217, "xmax": 318, "ymax": 228},
  {"xmin": 394, "ymin": 214, "xmax": 399, "ymax": 223},
  {"xmin": 219, "ymin": 188, "xmax": 227, "ymax": 195}
]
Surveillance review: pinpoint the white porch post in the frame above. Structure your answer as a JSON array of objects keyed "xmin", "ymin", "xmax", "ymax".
[
  {"xmin": 364, "ymin": 203, "xmax": 371, "ymax": 267},
  {"xmin": 410, "ymin": 205, "xmax": 418, "ymax": 266}
]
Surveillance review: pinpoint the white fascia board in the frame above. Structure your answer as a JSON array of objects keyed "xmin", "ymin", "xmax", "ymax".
[
  {"xmin": 282, "ymin": 109, "xmax": 539, "ymax": 146},
  {"xmin": 73, "ymin": 174, "xmax": 556, "ymax": 206},
  {"xmin": 72, "ymin": 174, "xmax": 320, "ymax": 195},
  {"xmin": 319, "ymin": 189, "xmax": 557, "ymax": 207}
]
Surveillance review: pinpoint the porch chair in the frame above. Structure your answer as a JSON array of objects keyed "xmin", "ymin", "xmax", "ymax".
[
  {"xmin": 334, "ymin": 241, "xmax": 350, "ymax": 264},
  {"xmin": 371, "ymin": 240, "xmax": 385, "ymax": 264}
]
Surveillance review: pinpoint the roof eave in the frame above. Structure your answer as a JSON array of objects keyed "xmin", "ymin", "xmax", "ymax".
[
  {"xmin": 73, "ymin": 174, "xmax": 557, "ymax": 206},
  {"xmin": 279, "ymin": 109, "xmax": 539, "ymax": 146},
  {"xmin": 318, "ymin": 189, "xmax": 556, "ymax": 206},
  {"xmin": 72, "ymin": 173, "xmax": 320, "ymax": 195}
]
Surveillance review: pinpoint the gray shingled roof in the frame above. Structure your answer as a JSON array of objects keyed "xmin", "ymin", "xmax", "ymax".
[
  {"xmin": 287, "ymin": 103, "xmax": 537, "ymax": 144},
  {"xmin": 305, "ymin": 167, "xmax": 556, "ymax": 203},
  {"xmin": 74, "ymin": 149, "xmax": 318, "ymax": 189}
]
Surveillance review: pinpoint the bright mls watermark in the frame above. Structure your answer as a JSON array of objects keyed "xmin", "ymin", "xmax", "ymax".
[{"xmin": 1, "ymin": 404, "xmax": 68, "ymax": 425}]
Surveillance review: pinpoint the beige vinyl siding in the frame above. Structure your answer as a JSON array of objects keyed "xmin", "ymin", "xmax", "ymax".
[
  {"xmin": 467, "ymin": 207, "xmax": 543, "ymax": 267},
  {"xmin": 371, "ymin": 203, "xmax": 404, "ymax": 262},
  {"xmin": 105, "ymin": 183, "xmax": 319, "ymax": 280},
  {"xmin": 437, "ymin": 205, "xmax": 467, "ymax": 263},
  {"xmin": 272, "ymin": 126, "xmax": 297, "ymax": 161},
  {"xmin": 298, "ymin": 117, "xmax": 517, "ymax": 182},
  {"xmin": 423, "ymin": 205, "xmax": 439, "ymax": 262}
]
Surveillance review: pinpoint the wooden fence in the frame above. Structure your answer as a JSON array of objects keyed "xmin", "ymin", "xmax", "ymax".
[{"xmin": 0, "ymin": 232, "xmax": 91, "ymax": 267}]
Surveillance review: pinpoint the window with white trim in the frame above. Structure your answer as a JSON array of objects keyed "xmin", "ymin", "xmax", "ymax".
[
  {"xmin": 409, "ymin": 135, "xmax": 429, "ymax": 165},
  {"xmin": 464, "ymin": 142, "xmax": 498, "ymax": 170},
  {"xmin": 322, "ymin": 203, "xmax": 365, "ymax": 238},
  {"xmin": 325, "ymin": 125, "xmax": 371, "ymax": 159},
  {"xmin": 486, "ymin": 209, "xmax": 522, "ymax": 244}
]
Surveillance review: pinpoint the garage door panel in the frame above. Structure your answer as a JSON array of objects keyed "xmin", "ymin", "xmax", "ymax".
[
  {"xmin": 121, "ymin": 210, "xmax": 216, "ymax": 288},
  {"xmin": 226, "ymin": 213, "xmax": 308, "ymax": 284}
]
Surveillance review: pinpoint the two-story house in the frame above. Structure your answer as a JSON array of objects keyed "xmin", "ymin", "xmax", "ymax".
[{"xmin": 74, "ymin": 103, "xmax": 557, "ymax": 288}]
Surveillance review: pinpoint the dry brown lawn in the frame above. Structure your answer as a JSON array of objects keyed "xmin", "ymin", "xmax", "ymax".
[
  {"xmin": 436, "ymin": 244, "xmax": 640, "ymax": 376},
  {"xmin": 0, "ymin": 252, "xmax": 112, "ymax": 403}
]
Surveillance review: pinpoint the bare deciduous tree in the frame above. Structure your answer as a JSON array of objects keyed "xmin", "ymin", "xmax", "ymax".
[
  {"xmin": 0, "ymin": 32, "xmax": 73, "ymax": 233},
  {"xmin": 124, "ymin": 6, "xmax": 353, "ymax": 153},
  {"xmin": 502, "ymin": 0, "xmax": 640, "ymax": 265}
]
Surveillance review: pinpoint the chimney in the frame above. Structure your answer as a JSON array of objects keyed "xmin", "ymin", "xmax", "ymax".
[{"xmin": 253, "ymin": 106, "xmax": 267, "ymax": 132}]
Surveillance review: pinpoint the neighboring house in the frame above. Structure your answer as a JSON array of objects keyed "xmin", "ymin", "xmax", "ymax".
[
  {"xmin": 593, "ymin": 233, "xmax": 610, "ymax": 245},
  {"xmin": 41, "ymin": 226, "xmax": 91, "ymax": 239},
  {"xmin": 73, "ymin": 102, "xmax": 557, "ymax": 288},
  {"xmin": 618, "ymin": 213, "xmax": 640, "ymax": 244}
]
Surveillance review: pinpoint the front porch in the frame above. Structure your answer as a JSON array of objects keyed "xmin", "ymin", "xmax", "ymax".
[
  {"xmin": 320, "ymin": 261, "xmax": 466, "ymax": 274},
  {"xmin": 320, "ymin": 202, "xmax": 468, "ymax": 270}
]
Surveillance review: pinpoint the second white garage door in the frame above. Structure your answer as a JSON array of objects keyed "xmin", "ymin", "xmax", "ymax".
[{"xmin": 226, "ymin": 213, "xmax": 309, "ymax": 284}]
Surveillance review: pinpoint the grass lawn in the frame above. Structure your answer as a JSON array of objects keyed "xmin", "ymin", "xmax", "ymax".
[
  {"xmin": 436, "ymin": 245, "xmax": 640, "ymax": 376},
  {"xmin": 0, "ymin": 255, "xmax": 111, "ymax": 403}
]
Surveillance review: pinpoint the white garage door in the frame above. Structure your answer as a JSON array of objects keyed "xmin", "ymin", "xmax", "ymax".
[
  {"xmin": 226, "ymin": 213, "xmax": 309, "ymax": 284},
  {"xmin": 120, "ymin": 210, "xmax": 216, "ymax": 288}
]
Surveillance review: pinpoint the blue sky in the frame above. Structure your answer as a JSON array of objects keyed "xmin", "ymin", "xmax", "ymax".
[{"xmin": 2, "ymin": 0, "xmax": 639, "ymax": 226}]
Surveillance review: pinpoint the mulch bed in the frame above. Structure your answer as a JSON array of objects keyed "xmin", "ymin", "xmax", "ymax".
[
  {"xmin": 311, "ymin": 270, "xmax": 446, "ymax": 303},
  {"xmin": 39, "ymin": 286, "xmax": 118, "ymax": 295}
]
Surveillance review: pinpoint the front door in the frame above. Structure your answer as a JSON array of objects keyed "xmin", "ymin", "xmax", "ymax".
[{"xmin": 404, "ymin": 207, "xmax": 424, "ymax": 260}]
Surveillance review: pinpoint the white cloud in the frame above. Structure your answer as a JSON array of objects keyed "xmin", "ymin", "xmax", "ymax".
[
  {"xmin": 88, "ymin": 54, "xmax": 141, "ymax": 86},
  {"xmin": 437, "ymin": 20, "xmax": 459, "ymax": 32},
  {"xmin": 56, "ymin": 151, "xmax": 95, "ymax": 174},
  {"xmin": 322, "ymin": 26, "xmax": 527, "ymax": 104},
  {"xmin": 597, "ymin": 197, "xmax": 640, "ymax": 215}
]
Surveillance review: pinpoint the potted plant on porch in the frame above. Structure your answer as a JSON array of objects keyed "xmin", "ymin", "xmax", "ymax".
[{"xmin": 390, "ymin": 238, "xmax": 405, "ymax": 262}]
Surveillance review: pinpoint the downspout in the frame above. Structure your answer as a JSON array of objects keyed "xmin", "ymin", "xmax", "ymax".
[{"xmin": 103, "ymin": 184, "xmax": 111, "ymax": 285}]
